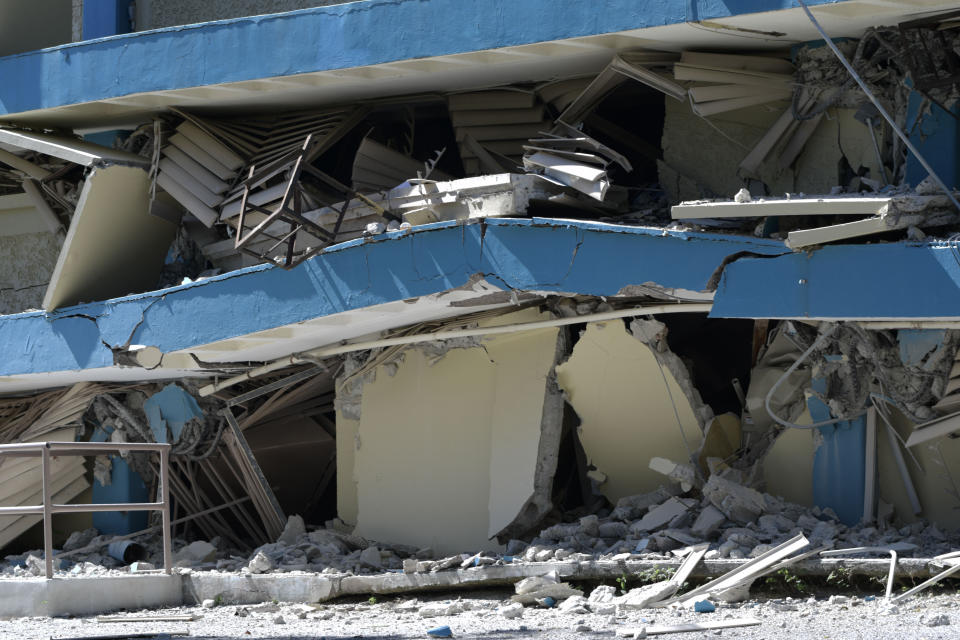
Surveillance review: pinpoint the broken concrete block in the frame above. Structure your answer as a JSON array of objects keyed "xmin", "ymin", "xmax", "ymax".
[
  {"xmin": 62, "ymin": 528, "xmax": 99, "ymax": 552},
  {"xmin": 620, "ymin": 581, "xmax": 679, "ymax": 609},
  {"xmin": 534, "ymin": 549, "xmax": 555, "ymax": 562},
  {"xmin": 588, "ymin": 585, "xmax": 618, "ymax": 604},
  {"xmin": 359, "ymin": 546, "xmax": 382, "ymax": 568},
  {"xmin": 512, "ymin": 575, "xmax": 582, "ymax": 605},
  {"xmin": 403, "ymin": 558, "xmax": 418, "ymax": 574},
  {"xmin": 247, "ymin": 551, "xmax": 275, "ymax": 574},
  {"xmin": 174, "ymin": 540, "xmax": 216, "ymax": 565},
  {"xmin": 691, "ymin": 505, "xmax": 726, "ymax": 538},
  {"xmin": 579, "ymin": 515, "xmax": 600, "ymax": 536},
  {"xmin": 540, "ymin": 523, "xmax": 578, "ymax": 541},
  {"xmin": 598, "ymin": 522, "xmax": 629, "ymax": 538},
  {"xmin": 498, "ymin": 602, "xmax": 524, "ymax": 619},
  {"xmin": 610, "ymin": 487, "xmax": 676, "ymax": 521},
  {"xmin": 630, "ymin": 497, "xmax": 697, "ymax": 534},
  {"xmin": 277, "ymin": 514, "xmax": 306, "ymax": 546},
  {"xmin": 649, "ymin": 457, "xmax": 698, "ymax": 492},
  {"xmin": 559, "ymin": 595, "xmax": 590, "ymax": 614},
  {"xmin": 702, "ymin": 475, "xmax": 766, "ymax": 524},
  {"xmin": 420, "ymin": 602, "xmax": 465, "ymax": 618}
]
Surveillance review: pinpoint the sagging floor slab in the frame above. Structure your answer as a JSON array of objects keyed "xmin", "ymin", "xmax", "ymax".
[{"xmin": 0, "ymin": 557, "xmax": 952, "ymax": 618}]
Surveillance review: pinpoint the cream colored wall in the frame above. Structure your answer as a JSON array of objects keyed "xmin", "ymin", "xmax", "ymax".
[
  {"xmin": 556, "ymin": 321, "xmax": 703, "ymax": 504},
  {"xmin": 876, "ymin": 408, "xmax": 960, "ymax": 529},
  {"xmin": 763, "ymin": 408, "xmax": 816, "ymax": 507},
  {"xmin": 343, "ymin": 308, "xmax": 561, "ymax": 554},
  {"xmin": 486, "ymin": 327, "xmax": 563, "ymax": 538},
  {"xmin": 335, "ymin": 415, "xmax": 359, "ymax": 526}
]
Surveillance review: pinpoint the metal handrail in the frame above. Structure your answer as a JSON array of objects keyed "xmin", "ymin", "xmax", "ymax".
[{"xmin": 0, "ymin": 441, "xmax": 172, "ymax": 578}]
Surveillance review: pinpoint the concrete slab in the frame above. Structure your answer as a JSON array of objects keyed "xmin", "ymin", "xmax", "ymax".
[
  {"xmin": 0, "ymin": 556, "xmax": 949, "ymax": 616},
  {"xmin": 0, "ymin": 574, "xmax": 181, "ymax": 617}
]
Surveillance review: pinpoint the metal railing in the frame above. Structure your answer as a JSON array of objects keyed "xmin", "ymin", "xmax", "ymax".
[{"xmin": 0, "ymin": 441, "xmax": 172, "ymax": 578}]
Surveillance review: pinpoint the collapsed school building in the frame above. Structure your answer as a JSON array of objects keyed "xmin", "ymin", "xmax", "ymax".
[{"xmin": 4, "ymin": 0, "xmax": 960, "ymax": 616}]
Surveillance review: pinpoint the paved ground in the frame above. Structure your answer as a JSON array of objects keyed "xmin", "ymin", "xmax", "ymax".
[{"xmin": 5, "ymin": 586, "xmax": 960, "ymax": 640}]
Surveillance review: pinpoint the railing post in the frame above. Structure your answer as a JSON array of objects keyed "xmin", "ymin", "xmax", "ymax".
[
  {"xmin": 160, "ymin": 447, "xmax": 172, "ymax": 575},
  {"xmin": 41, "ymin": 445, "xmax": 53, "ymax": 579}
]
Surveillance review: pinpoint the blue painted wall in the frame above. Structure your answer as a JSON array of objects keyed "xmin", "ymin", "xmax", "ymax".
[
  {"xmin": 905, "ymin": 90, "xmax": 960, "ymax": 190},
  {"xmin": 83, "ymin": 1, "xmax": 133, "ymax": 40},
  {"xmin": 712, "ymin": 240, "xmax": 960, "ymax": 319},
  {"xmin": 808, "ymin": 376, "xmax": 865, "ymax": 526},
  {"xmin": 0, "ymin": 218, "xmax": 785, "ymax": 377},
  {"xmin": 0, "ymin": 0, "xmax": 839, "ymax": 117},
  {"xmin": 90, "ymin": 426, "xmax": 149, "ymax": 535}
]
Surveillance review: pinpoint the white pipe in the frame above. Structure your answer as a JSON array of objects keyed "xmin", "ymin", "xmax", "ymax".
[
  {"xmin": 877, "ymin": 406, "xmax": 923, "ymax": 515},
  {"xmin": 198, "ymin": 302, "xmax": 713, "ymax": 396}
]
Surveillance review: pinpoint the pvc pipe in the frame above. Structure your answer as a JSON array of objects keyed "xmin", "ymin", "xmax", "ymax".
[
  {"xmin": 764, "ymin": 324, "xmax": 860, "ymax": 429},
  {"xmin": 198, "ymin": 302, "xmax": 713, "ymax": 396},
  {"xmin": 876, "ymin": 405, "xmax": 923, "ymax": 515}
]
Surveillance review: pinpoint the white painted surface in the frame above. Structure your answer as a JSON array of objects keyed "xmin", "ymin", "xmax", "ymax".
[
  {"xmin": 349, "ymin": 309, "xmax": 560, "ymax": 553},
  {"xmin": 556, "ymin": 321, "xmax": 703, "ymax": 504}
]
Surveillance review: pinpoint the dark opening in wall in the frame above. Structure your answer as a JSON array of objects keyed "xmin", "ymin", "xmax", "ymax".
[{"xmin": 657, "ymin": 313, "xmax": 755, "ymax": 417}]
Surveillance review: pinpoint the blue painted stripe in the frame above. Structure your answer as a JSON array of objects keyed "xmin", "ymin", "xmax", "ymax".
[
  {"xmin": 0, "ymin": 0, "xmax": 837, "ymax": 116},
  {"xmin": 711, "ymin": 241, "xmax": 960, "ymax": 319},
  {"xmin": 0, "ymin": 218, "xmax": 784, "ymax": 377}
]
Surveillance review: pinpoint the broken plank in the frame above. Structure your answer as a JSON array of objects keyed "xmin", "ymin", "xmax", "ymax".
[
  {"xmin": 0, "ymin": 128, "xmax": 149, "ymax": 168},
  {"xmin": 673, "ymin": 64, "xmax": 793, "ymax": 87},
  {"xmin": 776, "ymin": 113, "xmax": 824, "ymax": 169},
  {"xmin": 738, "ymin": 105, "xmax": 797, "ymax": 176},
  {"xmin": 162, "ymin": 145, "xmax": 231, "ymax": 194},
  {"xmin": 785, "ymin": 214, "xmax": 921, "ymax": 249},
  {"xmin": 616, "ymin": 618, "xmax": 761, "ymax": 636},
  {"xmin": 905, "ymin": 410, "xmax": 960, "ymax": 447},
  {"xmin": 54, "ymin": 634, "xmax": 189, "ymax": 640},
  {"xmin": 680, "ymin": 51, "xmax": 794, "ymax": 74},
  {"xmin": 669, "ymin": 534, "xmax": 810, "ymax": 605},
  {"xmin": 672, "ymin": 197, "xmax": 892, "ymax": 219},
  {"xmin": 97, "ymin": 614, "xmax": 199, "ymax": 623},
  {"xmin": 168, "ymin": 134, "xmax": 235, "ymax": 181},
  {"xmin": 159, "ymin": 158, "xmax": 223, "ymax": 208},
  {"xmin": 157, "ymin": 172, "xmax": 220, "ymax": 227},
  {"xmin": 689, "ymin": 83, "xmax": 792, "ymax": 103},
  {"xmin": 692, "ymin": 92, "xmax": 791, "ymax": 117},
  {"xmin": 176, "ymin": 121, "xmax": 245, "ymax": 170}
]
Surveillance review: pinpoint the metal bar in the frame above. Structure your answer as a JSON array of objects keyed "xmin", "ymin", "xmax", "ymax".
[
  {"xmin": 798, "ymin": 0, "xmax": 960, "ymax": 212},
  {"xmin": 49, "ymin": 502, "xmax": 164, "ymax": 513},
  {"xmin": 41, "ymin": 447, "xmax": 53, "ymax": 579},
  {"xmin": 225, "ymin": 366, "xmax": 322, "ymax": 407},
  {"xmin": 0, "ymin": 505, "xmax": 45, "ymax": 515},
  {"xmin": 891, "ymin": 561, "xmax": 960, "ymax": 602},
  {"xmin": 222, "ymin": 410, "xmax": 286, "ymax": 538},
  {"xmin": 199, "ymin": 459, "xmax": 268, "ymax": 542},
  {"xmin": 160, "ymin": 447, "xmax": 172, "ymax": 575}
]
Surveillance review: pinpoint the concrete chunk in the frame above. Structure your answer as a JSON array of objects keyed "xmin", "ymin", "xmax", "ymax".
[
  {"xmin": 691, "ymin": 505, "xmax": 727, "ymax": 538},
  {"xmin": 630, "ymin": 497, "xmax": 696, "ymax": 534},
  {"xmin": 702, "ymin": 475, "xmax": 766, "ymax": 524}
]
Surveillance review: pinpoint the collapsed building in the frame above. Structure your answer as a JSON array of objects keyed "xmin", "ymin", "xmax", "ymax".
[{"xmin": 4, "ymin": 0, "xmax": 960, "ymax": 616}]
